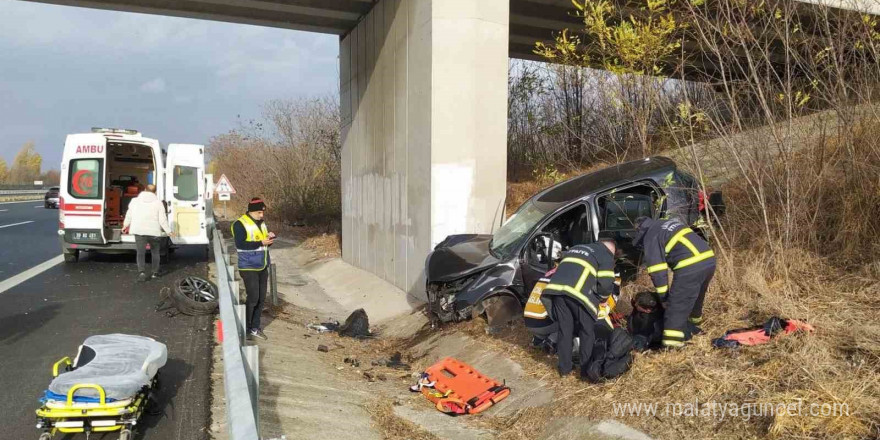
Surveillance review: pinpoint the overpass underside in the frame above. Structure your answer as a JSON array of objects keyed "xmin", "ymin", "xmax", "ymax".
[{"xmin": 18, "ymin": 0, "xmax": 880, "ymax": 294}]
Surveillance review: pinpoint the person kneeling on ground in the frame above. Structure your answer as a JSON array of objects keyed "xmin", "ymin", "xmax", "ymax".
[
  {"xmin": 123, "ymin": 184, "xmax": 175, "ymax": 282},
  {"xmin": 539, "ymin": 239, "xmax": 631, "ymax": 380},
  {"xmin": 526, "ymin": 262, "xmax": 633, "ymax": 382},
  {"xmin": 232, "ymin": 198, "xmax": 275, "ymax": 341},
  {"xmin": 628, "ymin": 291, "xmax": 665, "ymax": 351}
]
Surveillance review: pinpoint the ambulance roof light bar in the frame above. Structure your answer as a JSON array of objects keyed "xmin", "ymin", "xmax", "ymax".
[{"xmin": 91, "ymin": 127, "xmax": 141, "ymax": 136}]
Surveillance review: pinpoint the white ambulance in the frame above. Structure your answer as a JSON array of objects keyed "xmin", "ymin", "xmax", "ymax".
[{"xmin": 58, "ymin": 128, "xmax": 212, "ymax": 262}]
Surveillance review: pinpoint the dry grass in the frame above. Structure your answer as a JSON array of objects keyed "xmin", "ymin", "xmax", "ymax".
[
  {"xmin": 265, "ymin": 220, "xmax": 342, "ymax": 259},
  {"xmin": 300, "ymin": 230, "xmax": 341, "ymax": 259},
  {"xmin": 0, "ymin": 195, "xmax": 42, "ymax": 202},
  {"xmin": 365, "ymin": 401, "xmax": 441, "ymax": 440}
]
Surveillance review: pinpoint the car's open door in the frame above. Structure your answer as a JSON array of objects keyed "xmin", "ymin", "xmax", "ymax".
[
  {"xmin": 165, "ymin": 144, "xmax": 208, "ymax": 245},
  {"xmin": 62, "ymin": 134, "xmax": 108, "ymax": 245}
]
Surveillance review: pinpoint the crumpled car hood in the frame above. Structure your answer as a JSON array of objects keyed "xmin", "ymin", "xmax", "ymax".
[{"xmin": 426, "ymin": 234, "xmax": 501, "ymax": 283}]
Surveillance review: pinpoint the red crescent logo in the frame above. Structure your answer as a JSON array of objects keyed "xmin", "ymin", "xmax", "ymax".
[{"xmin": 72, "ymin": 170, "xmax": 95, "ymax": 196}]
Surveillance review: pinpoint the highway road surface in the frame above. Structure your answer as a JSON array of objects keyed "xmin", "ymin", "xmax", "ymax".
[{"xmin": 0, "ymin": 200, "xmax": 213, "ymax": 440}]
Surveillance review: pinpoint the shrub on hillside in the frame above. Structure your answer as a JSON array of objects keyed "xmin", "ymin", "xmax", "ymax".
[{"xmin": 209, "ymin": 96, "xmax": 340, "ymax": 225}]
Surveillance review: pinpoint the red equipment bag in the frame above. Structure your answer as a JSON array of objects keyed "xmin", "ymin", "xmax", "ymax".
[{"xmin": 712, "ymin": 317, "xmax": 814, "ymax": 348}]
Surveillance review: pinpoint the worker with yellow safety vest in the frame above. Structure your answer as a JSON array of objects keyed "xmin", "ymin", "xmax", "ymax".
[
  {"xmin": 231, "ymin": 198, "xmax": 275, "ymax": 341},
  {"xmin": 539, "ymin": 240, "xmax": 617, "ymax": 378},
  {"xmin": 633, "ymin": 217, "xmax": 716, "ymax": 348}
]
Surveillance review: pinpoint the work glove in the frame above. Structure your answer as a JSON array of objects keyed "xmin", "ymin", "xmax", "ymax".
[{"xmin": 597, "ymin": 302, "xmax": 612, "ymax": 320}]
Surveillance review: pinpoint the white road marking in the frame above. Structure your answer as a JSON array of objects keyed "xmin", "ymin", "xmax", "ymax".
[
  {"xmin": 0, "ymin": 255, "xmax": 64, "ymax": 295},
  {"xmin": 35, "ymin": 205, "xmax": 45, "ymax": 208},
  {"xmin": 0, "ymin": 200, "xmax": 42, "ymax": 205},
  {"xmin": 0, "ymin": 221, "xmax": 34, "ymax": 229},
  {"xmin": 0, "ymin": 209, "xmax": 7, "ymax": 212}
]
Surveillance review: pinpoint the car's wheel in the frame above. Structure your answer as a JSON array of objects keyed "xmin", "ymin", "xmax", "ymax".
[
  {"xmin": 171, "ymin": 276, "xmax": 219, "ymax": 315},
  {"xmin": 478, "ymin": 291, "xmax": 522, "ymax": 335},
  {"xmin": 63, "ymin": 249, "xmax": 79, "ymax": 263},
  {"xmin": 44, "ymin": 202, "xmax": 50, "ymax": 208}
]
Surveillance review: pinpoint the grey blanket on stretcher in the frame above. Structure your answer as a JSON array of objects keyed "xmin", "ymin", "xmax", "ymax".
[{"xmin": 48, "ymin": 334, "xmax": 167, "ymax": 401}]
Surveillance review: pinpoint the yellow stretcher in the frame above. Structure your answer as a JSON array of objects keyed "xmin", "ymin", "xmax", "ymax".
[{"xmin": 35, "ymin": 340, "xmax": 163, "ymax": 440}]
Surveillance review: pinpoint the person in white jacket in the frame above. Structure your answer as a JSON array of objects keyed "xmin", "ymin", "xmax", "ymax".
[{"xmin": 123, "ymin": 184, "xmax": 175, "ymax": 282}]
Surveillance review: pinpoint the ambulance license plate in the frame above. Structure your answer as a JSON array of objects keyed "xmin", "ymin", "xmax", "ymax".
[{"xmin": 65, "ymin": 229, "xmax": 103, "ymax": 244}]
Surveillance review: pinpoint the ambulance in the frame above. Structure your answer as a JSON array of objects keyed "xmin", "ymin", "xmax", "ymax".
[{"xmin": 58, "ymin": 128, "xmax": 213, "ymax": 262}]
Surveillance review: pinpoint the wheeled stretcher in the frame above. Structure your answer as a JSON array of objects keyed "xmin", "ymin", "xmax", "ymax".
[{"xmin": 35, "ymin": 334, "xmax": 167, "ymax": 440}]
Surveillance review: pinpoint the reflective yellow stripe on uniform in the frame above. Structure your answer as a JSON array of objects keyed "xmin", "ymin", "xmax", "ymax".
[
  {"xmin": 663, "ymin": 340, "xmax": 685, "ymax": 347},
  {"xmin": 655, "ymin": 285, "xmax": 668, "ymax": 295},
  {"xmin": 663, "ymin": 329, "xmax": 685, "ymax": 339},
  {"xmin": 543, "ymin": 284, "xmax": 599, "ymax": 315},
  {"xmin": 524, "ymin": 310, "xmax": 549, "ymax": 319},
  {"xmin": 689, "ymin": 316, "xmax": 703, "ymax": 324},
  {"xmin": 545, "ymin": 257, "xmax": 602, "ymax": 316},
  {"xmin": 665, "ymin": 228, "xmax": 694, "ymax": 253},
  {"xmin": 561, "ymin": 258, "xmax": 596, "ymax": 293},
  {"xmin": 561, "ymin": 257, "xmax": 597, "ymax": 274},
  {"xmin": 647, "ymin": 263, "xmax": 669, "ymax": 273},
  {"xmin": 673, "ymin": 250, "xmax": 715, "ymax": 270},
  {"xmin": 597, "ymin": 270, "xmax": 615, "ymax": 278}
]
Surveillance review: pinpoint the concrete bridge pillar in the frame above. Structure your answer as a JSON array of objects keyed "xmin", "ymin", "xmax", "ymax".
[{"xmin": 339, "ymin": 0, "xmax": 509, "ymax": 296}]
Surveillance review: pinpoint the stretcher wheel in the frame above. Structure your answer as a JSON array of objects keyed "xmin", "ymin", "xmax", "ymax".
[
  {"xmin": 39, "ymin": 433, "xmax": 51, "ymax": 440},
  {"xmin": 118, "ymin": 429, "xmax": 132, "ymax": 440}
]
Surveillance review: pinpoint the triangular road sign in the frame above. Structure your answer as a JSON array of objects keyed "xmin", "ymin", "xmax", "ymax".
[{"xmin": 215, "ymin": 174, "xmax": 236, "ymax": 194}]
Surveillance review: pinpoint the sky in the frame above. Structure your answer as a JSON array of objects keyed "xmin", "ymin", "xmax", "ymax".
[{"xmin": 0, "ymin": 0, "xmax": 339, "ymax": 172}]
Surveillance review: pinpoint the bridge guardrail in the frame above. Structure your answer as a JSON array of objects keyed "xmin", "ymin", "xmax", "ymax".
[{"xmin": 212, "ymin": 228, "xmax": 261, "ymax": 439}]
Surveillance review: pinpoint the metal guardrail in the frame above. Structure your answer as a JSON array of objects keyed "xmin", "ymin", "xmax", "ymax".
[
  {"xmin": 212, "ymin": 229, "xmax": 261, "ymax": 439},
  {"xmin": 0, "ymin": 189, "xmax": 45, "ymax": 195}
]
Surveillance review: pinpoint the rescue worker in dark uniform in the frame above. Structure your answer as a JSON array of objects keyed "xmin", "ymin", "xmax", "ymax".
[
  {"xmin": 540, "ymin": 239, "xmax": 617, "ymax": 377},
  {"xmin": 634, "ymin": 217, "xmax": 716, "ymax": 348}
]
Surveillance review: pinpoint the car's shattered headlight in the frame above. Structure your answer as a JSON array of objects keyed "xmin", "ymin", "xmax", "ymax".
[{"xmin": 427, "ymin": 275, "xmax": 477, "ymax": 322}]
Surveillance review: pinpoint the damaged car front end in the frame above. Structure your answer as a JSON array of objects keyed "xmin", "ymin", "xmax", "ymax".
[
  {"xmin": 425, "ymin": 199, "xmax": 553, "ymax": 326},
  {"xmin": 425, "ymin": 234, "xmax": 521, "ymax": 324}
]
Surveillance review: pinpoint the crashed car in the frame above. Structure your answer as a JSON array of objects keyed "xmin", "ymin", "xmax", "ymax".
[{"xmin": 425, "ymin": 156, "xmax": 723, "ymax": 326}]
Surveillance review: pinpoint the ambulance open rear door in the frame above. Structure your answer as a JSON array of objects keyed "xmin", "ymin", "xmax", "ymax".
[{"xmin": 165, "ymin": 144, "xmax": 208, "ymax": 245}]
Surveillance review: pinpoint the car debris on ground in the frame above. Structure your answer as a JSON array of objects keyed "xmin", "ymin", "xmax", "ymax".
[
  {"xmin": 371, "ymin": 352, "xmax": 410, "ymax": 370},
  {"xmin": 306, "ymin": 308, "xmax": 372, "ymax": 338},
  {"xmin": 306, "ymin": 323, "xmax": 334, "ymax": 333}
]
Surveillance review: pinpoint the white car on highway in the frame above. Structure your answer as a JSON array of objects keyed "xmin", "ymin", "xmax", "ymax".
[{"xmin": 58, "ymin": 128, "xmax": 212, "ymax": 262}]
